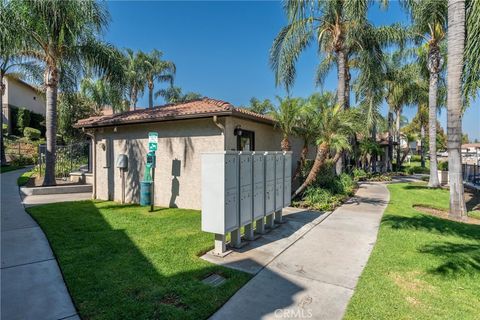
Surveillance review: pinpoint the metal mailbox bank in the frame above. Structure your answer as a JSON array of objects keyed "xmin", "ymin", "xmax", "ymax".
[{"xmin": 202, "ymin": 151, "xmax": 292, "ymax": 256}]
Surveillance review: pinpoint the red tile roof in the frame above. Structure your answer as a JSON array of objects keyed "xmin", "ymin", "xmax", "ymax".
[{"xmin": 74, "ymin": 98, "xmax": 275, "ymax": 128}]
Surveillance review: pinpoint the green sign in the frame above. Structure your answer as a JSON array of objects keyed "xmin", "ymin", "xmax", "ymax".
[{"xmin": 148, "ymin": 132, "xmax": 158, "ymax": 151}]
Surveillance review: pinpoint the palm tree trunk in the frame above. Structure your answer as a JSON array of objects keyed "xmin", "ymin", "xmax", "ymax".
[
  {"xmin": 335, "ymin": 49, "xmax": 347, "ymax": 175},
  {"xmin": 293, "ymin": 142, "xmax": 329, "ymax": 198},
  {"xmin": 43, "ymin": 66, "xmax": 59, "ymax": 186},
  {"xmin": 148, "ymin": 81, "xmax": 154, "ymax": 109},
  {"xmin": 371, "ymin": 125, "xmax": 377, "ymax": 172},
  {"xmin": 280, "ymin": 136, "xmax": 291, "ymax": 151},
  {"xmin": 387, "ymin": 111, "xmax": 393, "ymax": 171},
  {"xmin": 395, "ymin": 107, "xmax": 402, "ymax": 168},
  {"xmin": 0, "ymin": 74, "xmax": 6, "ymax": 165},
  {"xmin": 428, "ymin": 71, "xmax": 440, "ymax": 187},
  {"xmin": 420, "ymin": 125, "xmax": 426, "ymax": 167},
  {"xmin": 131, "ymin": 89, "xmax": 137, "ymax": 110},
  {"xmin": 345, "ymin": 64, "xmax": 351, "ymax": 109},
  {"xmin": 293, "ymin": 142, "xmax": 309, "ymax": 180},
  {"xmin": 447, "ymin": 0, "xmax": 467, "ymax": 219}
]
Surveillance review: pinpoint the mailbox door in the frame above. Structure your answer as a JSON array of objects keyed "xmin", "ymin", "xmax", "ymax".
[
  {"xmin": 239, "ymin": 154, "xmax": 252, "ymax": 186},
  {"xmin": 253, "ymin": 182, "xmax": 264, "ymax": 219},
  {"xmin": 284, "ymin": 153, "xmax": 292, "ymax": 179},
  {"xmin": 283, "ymin": 177, "xmax": 291, "ymax": 207},
  {"xmin": 225, "ymin": 188, "xmax": 238, "ymax": 232},
  {"xmin": 275, "ymin": 153, "xmax": 284, "ymax": 180},
  {"xmin": 275, "ymin": 180, "xmax": 284, "ymax": 211},
  {"xmin": 225, "ymin": 155, "xmax": 237, "ymax": 190},
  {"xmin": 265, "ymin": 154, "xmax": 275, "ymax": 182},
  {"xmin": 265, "ymin": 181, "xmax": 275, "ymax": 214},
  {"xmin": 239, "ymin": 185, "xmax": 252, "ymax": 226}
]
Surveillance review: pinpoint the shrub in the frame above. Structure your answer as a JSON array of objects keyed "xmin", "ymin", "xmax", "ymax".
[
  {"xmin": 353, "ymin": 168, "xmax": 368, "ymax": 181},
  {"xmin": 410, "ymin": 155, "xmax": 422, "ymax": 162},
  {"xmin": 23, "ymin": 127, "xmax": 41, "ymax": 141},
  {"xmin": 10, "ymin": 154, "xmax": 35, "ymax": 166},
  {"xmin": 405, "ymin": 165, "xmax": 429, "ymax": 174},
  {"xmin": 2, "ymin": 124, "xmax": 7, "ymax": 135},
  {"xmin": 438, "ymin": 161, "xmax": 448, "ymax": 171},
  {"xmin": 302, "ymin": 187, "xmax": 343, "ymax": 211},
  {"xmin": 17, "ymin": 107, "xmax": 31, "ymax": 133}
]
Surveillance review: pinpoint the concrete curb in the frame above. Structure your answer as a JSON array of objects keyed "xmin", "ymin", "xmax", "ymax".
[{"xmin": 20, "ymin": 184, "xmax": 92, "ymax": 196}]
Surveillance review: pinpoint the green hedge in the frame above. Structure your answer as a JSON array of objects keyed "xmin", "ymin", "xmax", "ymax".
[
  {"xmin": 23, "ymin": 127, "xmax": 41, "ymax": 141},
  {"xmin": 9, "ymin": 106, "xmax": 45, "ymax": 136}
]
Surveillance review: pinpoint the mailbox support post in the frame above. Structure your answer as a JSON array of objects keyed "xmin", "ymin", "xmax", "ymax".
[
  {"xmin": 266, "ymin": 213, "xmax": 275, "ymax": 229},
  {"xmin": 275, "ymin": 210, "xmax": 284, "ymax": 224},
  {"xmin": 255, "ymin": 218, "xmax": 265, "ymax": 234},
  {"xmin": 244, "ymin": 223, "xmax": 255, "ymax": 240},
  {"xmin": 214, "ymin": 234, "xmax": 227, "ymax": 255},
  {"xmin": 230, "ymin": 229, "xmax": 242, "ymax": 248}
]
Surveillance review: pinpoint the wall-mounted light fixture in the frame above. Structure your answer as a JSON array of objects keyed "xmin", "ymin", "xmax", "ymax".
[{"xmin": 233, "ymin": 125, "xmax": 243, "ymax": 136}]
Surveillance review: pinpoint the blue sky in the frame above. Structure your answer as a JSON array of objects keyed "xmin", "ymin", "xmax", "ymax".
[{"xmin": 105, "ymin": 1, "xmax": 479, "ymax": 140}]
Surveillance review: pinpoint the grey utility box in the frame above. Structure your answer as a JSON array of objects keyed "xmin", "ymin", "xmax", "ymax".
[
  {"xmin": 201, "ymin": 152, "xmax": 239, "ymax": 235},
  {"xmin": 239, "ymin": 152, "xmax": 253, "ymax": 226},
  {"xmin": 252, "ymin": 152, "xmax": 265, "ymax": 220},
  {"xmin": 274, "ymin": 152, "xmax": 284, "ymax": 211},
  {"xmin": 283, "ymin": 152, "xmax": 292, "ymax": 207},
  {"xmin": 115, "ymin": 154, "xmax": 128, "ymax": 169},
  {"xmin": 264, "ymin": 152, "xmax": 276, "ymax": 215}
]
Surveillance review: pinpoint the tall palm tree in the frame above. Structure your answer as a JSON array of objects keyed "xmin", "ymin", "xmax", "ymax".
[
  {"xmin": 464, "ymin": 0, "xmax": 480, "ymax": 100},
  {"xmin": 269, "ymin": 96, "xmax": 302, "ymax": 151},
  {"xmin": 293, "ymin": 93, "xmax": 354, "ymax": 197},
  {"xmin": 124, "ymin": 49, "xmax": 146, "ymax": 110},
  {"xmin": 447, "ymin": 0, "xmax": 467, "ymax": 219},
  {"xmin": 13, "ymin": 0, "xmax": 124, "ymax": 185},
  {"xmin": 155, "ymin": 86, "xmax": 202, "ymax": 104},
  {"xmin": 80, "ymin": 77, "xmax": 127, "ymax": 114},
  {"xmin": 140, "ymin": 49, "xmax": 176, "ymax": 109},
  {"xmin": 403, "ymin": 0, "xmax": 447, "ymax": 187}
]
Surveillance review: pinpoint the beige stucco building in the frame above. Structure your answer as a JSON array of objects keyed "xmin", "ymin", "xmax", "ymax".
[
  {"xmin": 75, "ymin": 98, "xmax": 313, "ymax": 210},
  {"xmin": 2, "ymin": 76, "xmax": 45, "ymax": 133}
]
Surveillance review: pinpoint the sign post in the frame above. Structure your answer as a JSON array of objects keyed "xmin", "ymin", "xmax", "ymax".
[{"xmin": 148, "ymin": 132, "xmax": 158, "ymax": 212}]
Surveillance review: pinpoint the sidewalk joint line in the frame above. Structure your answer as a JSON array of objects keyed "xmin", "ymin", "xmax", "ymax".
[{"xmin": 1, "ymin": 257, "xmax": 55, "ymax": 270}]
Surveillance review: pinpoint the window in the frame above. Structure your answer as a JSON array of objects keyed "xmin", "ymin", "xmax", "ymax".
[{"xmin": 236, "ymin": 130, "xmax": 255, "ymax": 151}]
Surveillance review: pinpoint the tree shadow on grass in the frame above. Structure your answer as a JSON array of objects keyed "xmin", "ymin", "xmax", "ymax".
[
  {"xmin": 419, "ymin": 242, "xmax": 480, "ymax": 277},
  {"xmin": 382, "ymin": 214, "xmax": 480, "ymax": 241},
  {"xmin": 28, "ymin": 201, "xmax": 302, "ymax": 320}
]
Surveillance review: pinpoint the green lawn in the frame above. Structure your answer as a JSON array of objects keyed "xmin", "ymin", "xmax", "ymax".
[
  {"xmin": 27, "ymin": 202, "xmax": 251, "ymax": 320},
  {"xmin": 0, "ymin": 164, "xmax": 24, "ymax": 173},
  {"xmin": 345, "ymin": 182, "xmax": 480, "ymax": 319}
]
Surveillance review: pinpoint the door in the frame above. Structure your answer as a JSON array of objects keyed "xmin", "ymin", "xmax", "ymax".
[{"xmin": 237, "ymin": 130, "xmax": 255, "ymax": 151}]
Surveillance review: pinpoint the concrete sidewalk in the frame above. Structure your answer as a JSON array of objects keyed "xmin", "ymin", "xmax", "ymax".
[
  {"xmin": 1, "ymin": 168, "xmax": 79, "ymax": 320},
  {"xmin": 210, "ymin": 182, "xmax": 389, "ymax": 320}
]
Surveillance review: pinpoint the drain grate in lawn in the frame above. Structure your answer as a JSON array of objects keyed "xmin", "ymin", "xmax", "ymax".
[
  {"xmin": 202, "ymin": 273, "xmax": 227, "ymax": 287},
  {"xmin": 27, "ymin": 201, "xmax": 252, "ymax": 320}
]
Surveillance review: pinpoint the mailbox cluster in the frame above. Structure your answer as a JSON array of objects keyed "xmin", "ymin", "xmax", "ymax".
[{"xmin": 201, "ymin": 151, "xmax": 292, "ymax": 256}]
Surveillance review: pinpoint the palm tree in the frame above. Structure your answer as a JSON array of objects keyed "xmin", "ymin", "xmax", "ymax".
[
  {"xmin": 446, "ymin": 0, "xmax": 467, "ymax": 219},
  {"xmin": 124, "ymin": 49, "xmax": 146, "ymax": 110},
  {"xmin": 140, "ymin": 49, "xmax": 176, "ymax": 109},
  {"xmin": 247, "ymin": 97, "xmax": 274, "ymax": 115},
  {"xmin": 269, "ymin": 96, "xmax": 302, "ymax": 152},
  {"xmin": 13, "ymin": 0, "xmax": 124, "ymax": 185},
  {"xmin": 464, "ymin": 0, "xmax": 480, "ymax": 100},
  {"xmin": 80, "ymin": 77, "xmax": 127, "ymax": 114},
  {"xmin": 293, "ymin": 93, "xmax": 354, "ymax": 197},
  {"xmin": 155, "ymin": 86, "xmax": 202, "ymax": 104},
  {"xmin": 403, "ymin": 0, "xmax": 447, "ymax": 187}
]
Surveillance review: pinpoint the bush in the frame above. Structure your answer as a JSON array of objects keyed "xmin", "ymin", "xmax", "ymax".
[
  {"xmin": 405, "ymin": 165, "xmax": 429, "ymax": 174},
  {"xmin": 10, "ymin": 154, "xmax": 35, "ymax": 166},
  {"xmin": 17, "ymin": 107, "xmax": 31, "ymax": 133},
  {"xmin": 301, "ymin": 187, "xmax": 345, "ymax": 211},
  {"xmin": 353, "ymin": 168, "xmax": 368, "ymax": 181},
  {"xmin": 2, "ymin": 124, "xmax": 7, "ymax": 136},
  {"xmin": 410, "ymin": 155, "xmax": 422, "ymax": 162},
  {"xmin": 23, "ymin": 127, "xmax": 41, "ymax": 141},
  {"xmin": 438, "ymin": 161, "xmax": 448, "ymax": 171}
]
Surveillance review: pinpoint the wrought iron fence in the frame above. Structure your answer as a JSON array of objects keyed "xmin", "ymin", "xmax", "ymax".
[
  {"xmin": 463, "ymin": 163, "xmax": 480, "ymax": 185},
  {"xmin": 38, "ymin": 141, "xmax": 90, "ymax": 179}
]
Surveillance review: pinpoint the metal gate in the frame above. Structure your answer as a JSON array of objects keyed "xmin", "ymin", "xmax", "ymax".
[{"xmin": 38, "ymin": 141, "xmax": 90, "ymax": 179}]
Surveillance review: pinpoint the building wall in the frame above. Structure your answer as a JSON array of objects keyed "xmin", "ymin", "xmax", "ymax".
[
  {"xmin": 223, "ymin": 116, "xmax": 316, "ymax": 177},
  {"xmin": 5, "ymin": 78, "xmax": 46, "ymax": 116},
  {"xmin": 93, "ymin": 118, "xmax": 225, "ymax": 209},
  {"xmin": 92, "ymin": 115, "xmax": 316, "ymax": 210}
]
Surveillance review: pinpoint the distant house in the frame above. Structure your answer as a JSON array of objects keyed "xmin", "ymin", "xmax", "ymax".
[
  {"xmin": 1, "ymin": 76, "xmax": 45, "ymax": 134},
  {"xmin": 462, "ymin": 143, "xmax": 480, "ymax": 155},
  {"xmin": 74, "ymin": 98, "xmax": 314, "ymax": 209}
]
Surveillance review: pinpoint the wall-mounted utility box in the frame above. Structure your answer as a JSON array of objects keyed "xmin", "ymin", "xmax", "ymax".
[
  {"xmin": 201, "ymin": 152, "xmax": 239, "ymax": 235},
  {"xmin": 252, "ymin": 152, "xmax": 265, "ymax": 220},
  {"xmin": 239, "ymin": 152, "xmax": 253, "ymax": 226},
  {"xmin": 274, "ymin": 152, "xmax": 284, "ymax": 211},
  {"xmin": 283, "ymin": 151, "xmax": 292, "ymax": 207}
]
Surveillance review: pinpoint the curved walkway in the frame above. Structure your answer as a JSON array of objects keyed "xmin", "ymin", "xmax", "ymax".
[
  {"xmin": 1, "ymin": 168, "xmax": 78, "ymax": 320},
  {"xmin": 211, "ymin": 182, "xmax": 390, "ymax": 320}
]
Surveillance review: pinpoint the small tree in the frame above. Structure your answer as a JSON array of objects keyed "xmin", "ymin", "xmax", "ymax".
[
  {"xmin": 269, "ymin": 97, "xmax": 302, "ymax": 151},
  {"xmin": 17, "ymin": 107, "xmax": 31, "ymax": 134}
]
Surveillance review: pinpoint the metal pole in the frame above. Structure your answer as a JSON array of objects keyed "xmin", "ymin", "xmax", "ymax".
[{"xmin": 150, "ymin": 164, "xmax": 155, "ymax": 212}]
